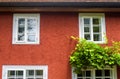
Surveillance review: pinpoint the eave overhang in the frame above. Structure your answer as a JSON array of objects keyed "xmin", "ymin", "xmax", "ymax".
[{"xmin": 0, "ymin": 2, "xmax": 120, "ymax": 12}]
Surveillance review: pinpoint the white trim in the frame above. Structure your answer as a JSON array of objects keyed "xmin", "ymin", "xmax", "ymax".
[
  {"xmin": 72, "ymin": 66, "xmax": 117, "ymax": 79},
  {"xmin": 79, "ymin": 13, "xmax": 106, "ymax": 44},
  {"xmin": 12, "ymin": 13, "xmax": 40, "ymax": 44},
  {"xmin": 2, "ymin": 65, "xmax": 48, "ymax": 79}
]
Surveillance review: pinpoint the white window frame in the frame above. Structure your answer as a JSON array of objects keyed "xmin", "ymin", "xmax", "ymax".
[
  {"xmin": 12, "ymin": 14, "xmax": 40, "ymax": 44},
  {"xmin": 72, "ymin": 66, "xmax": 117, "ymax": 79},
  {"xmin": 79, "ymin": 13, "xmax": 106, "ymax": 44},
  {"xmin": 2, "ymin": 65, "xmax": 48, "ymax": 79}
]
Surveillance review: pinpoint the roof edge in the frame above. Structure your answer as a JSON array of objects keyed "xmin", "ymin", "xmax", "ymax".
[{"xmin": 0, "ymin": 2, "xmax": 120, "ymax": 8}]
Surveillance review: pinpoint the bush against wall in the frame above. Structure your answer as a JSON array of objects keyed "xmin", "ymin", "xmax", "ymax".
[{"xmin": 70, "ymin": 36, "xmax": 120, "ymax": 74}]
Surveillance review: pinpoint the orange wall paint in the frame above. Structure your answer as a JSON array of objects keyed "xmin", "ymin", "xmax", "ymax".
[{"xmin": 0, "ymin": 12, "xmax": 120, "ymax": 79}]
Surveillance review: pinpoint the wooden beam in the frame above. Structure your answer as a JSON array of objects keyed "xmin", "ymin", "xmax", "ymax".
[{"xmin": 0, "ymin": 7, "xmax": 120, "ymax": 12}]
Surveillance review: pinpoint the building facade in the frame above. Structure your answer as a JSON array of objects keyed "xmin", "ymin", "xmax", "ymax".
[{"xmin": 0, "ymin": 1, "xmax": 120, "ymax": 79}]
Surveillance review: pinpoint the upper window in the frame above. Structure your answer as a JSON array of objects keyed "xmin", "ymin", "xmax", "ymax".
[
  {"xmin": 2, "ymin": 65, "xmax": 48, "ymax": 79},
  {"xmin": 12, "ymin": 14, "xmax": 40, "ymax": 44},
  {"xmin": 79, "ymin": 13, "xmax": 106, "ymax": 43},
  {"xmin": 72, "ymin": 66, "xmax": 117, "ymax": 79}
]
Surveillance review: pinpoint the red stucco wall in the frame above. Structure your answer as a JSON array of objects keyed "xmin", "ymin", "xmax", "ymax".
[
  {"xmin": 0, "ymin": 12, "xmax": 120, "ymax": 79},
  {"xmin": 106, "ymin": 13, "xmax": 120, "ymax": 43},
  {"xmin": 105, "ymin": 13, "xmax": 120, "ymax": 79},
  {"xmin": 0, "ymin": 12, "xmax": 78, "ymax": 79}
]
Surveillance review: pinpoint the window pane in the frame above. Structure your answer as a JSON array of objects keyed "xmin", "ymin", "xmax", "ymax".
[
  {"xmin": 105, "ymin": 70, "xmax": 110, "ymax": 76},
  {"xmin": 86, "ymin": 71, "xmax": 91, "ymax": 77},
  {"xmin": 18, "ymin": 34, "xmax": 25, "ymax": 41},
  {"xmin": 77, "ymin": 73, "xmax": 82, "ymax": 77},
  {"xmin": 26, "ymin": 70, "xmax": 34, "ymax": 76},
  {"xmin": 8, "ymin": 78, "xmax": 15, "ymax": 79},
  {"xmin": 36, "ymin": 78, "xmax": 43, "ymax": 79},
  {"xmin": 16, "ymin": 78, "xmax": 23, "ymax": 79},
  {"xmin": 16, "ymin": 71, "xmax": 23, "ymax": 76},
  {"xmin": 27, "ymin": 19, "xmax": 36, "ymax": 34},
  {"xmin": 84, "ymin": 27, "xmax": 90, "ymax": 32},
  {"xmin": 27, "ymin": 78, "xmax": 34, "ymax": 79},
  {"xmin": 8, "ymin": 71, "xmax": 15, "ymax": 77},
  {"xmin": 93, "ymin": 27, "xmax": 100, "ymax": 32},
  {"xmin": 84, "ymin": 18, "xmax": 90, "ymax": 24},
  {"xmin": 28, "ymin": 35, "xmax": 36, "ymax": 42},
  {"xmin": 95, "ymin": 70, "xmax": 102, "ymax": 76},
  {"xmin": 18, "ymin": 18, "xmax": 25, "ymax": 41},
  {"xmin": 96, "ymin": 78, "xmax": 102, "ymax": 79},
  {"xmin": 84, "ymin": 34, "xmax": 91, "ymax": 40},
  {"xmin": 35, "ymin": 70, "xmax": 43, "ymax": 76},
  {"xmin": 93, "ymin": 34, "xmax": 101, "ymax": 41},
  {"xmin": 93, "ymin": 18, "xmax": 99, "ymax": 24},
  {"xmin": 18, "ymin": 19, "xmax": 25, "ymax": 33},
  {"xmin": 18, "ymin": 27, "xmax": 25, "ymax": 33}
]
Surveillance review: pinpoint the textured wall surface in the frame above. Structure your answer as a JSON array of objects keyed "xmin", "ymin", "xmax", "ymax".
[
  {"xmin": 0, "ymin": 12, "xmax": 78, "ymax": 79},
  {"xmin": 0, "ymin": 12, "xmax": 120, "ymax": 79}
]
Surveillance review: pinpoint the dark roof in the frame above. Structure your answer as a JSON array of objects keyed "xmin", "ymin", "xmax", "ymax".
[
  {"xmin": 0, "ymin": 2, "xmax": 120, "ymax": 8},
  {"xmin": 0, "ymin": 0, "xmax": 120, "ymax": 2}
]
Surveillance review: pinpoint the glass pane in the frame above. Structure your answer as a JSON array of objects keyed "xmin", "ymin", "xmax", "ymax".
[
  {"xmin": 95, "ymin": 70, "xmax": 102, "ymax": 76},
  {"xmin": 93, "ymin": 18, "xmax": 99, "ymax": 24},
  {"xmin": 35, "ymin": 70, "xmax": 43, "ymax": 76},
  {"xmin": 16, "ymin": 78, "xmax": 23, "ymax": 79},
  {"xmin": 93, "ymin": 27, "xmax": 100, "ymax": 32},
  {"xmin": 27, "ymin": 78, "xmax": 34, "ymax": 79},
  {"xmin": 93, "ymin": 34, "xmax": 101, "ymax": 41},
  {"xmin": 105, "ymin": 70, "xmax": 110, "ymax": 76},
  {"xmin": 77, "ymin": 78, "xmax": 82, "ymax": 79},
  {"xmin": 18, "ymin": 19, "xmax": 25, "ymax": 26},
  {"xmin": 96, "ymin": 78, "xmax": 102, "ymax": 79},
  {"xmin": 27, "ymin": 19, "xmax": 37, "ymax": 34},
  {"xmin": 86, "ymin": 78, "xmax": 91, "ymax": 79},
  {"xmin": 86, "ymin": 71, "xmax": 91, "ymax": 77},
  {"xmin": 77, "ymin": 73, "xmax": 82, "ymax": 77},
  {"xmin": 26, "ymin": 70, "xmax": 34, "ymax": 76},
  {"xmin": 18, "ymin": 34, "xmax": 25, "ymax": 41},
  {"xmin": 36, "ymin": 78, "xmax": 43, "ymax": 79},
  {"xmin": 18, "ymin": 18, "xmax": 25, "ymax": 33},
  {"xmin": 105, "ymin": 78, "xmax": 110, "ymax": 79},
  {"xmin": 8, "ymin": 71, "xmax": 15, "ymax": 77},
  {"xmin": 84, "ymin": 27, "xmax": 90, "ymax": 32},
  {"xmin": 18, "ymin": 27, "xmax": 25, "ymax": 33},
  {"xmin": 8, "ymin": 78, "xmax": 15, "ymax": 79},
  {"xmin": 84, "ymin": 18, "xmax": 90, "ymax": 24},
  {"xmin": 27, "ymin": 35, "xmax": 36, "ymax": 42},
  {"xmin": 84, "ymin": 34, "xmax": 90, "ymax": 40},
  {"xmin": 16, "ymin": 71, "xmax": 23, "ymax": 76}
]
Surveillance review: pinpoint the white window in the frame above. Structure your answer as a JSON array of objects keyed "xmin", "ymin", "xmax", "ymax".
[
  {"xmin": 12, "ymin": 14, "xmax": 40, "ymax": 44},
  {"xmin": 72, "ymin": 66, "xmax": 117, "ymax": 79},
  {"xmin": 2, "ymin": 65, "xmax": 48, "ymax": 79},
  {"xmin": 79, "ymin": 13, "xmax": 106, "ymax": 43}
]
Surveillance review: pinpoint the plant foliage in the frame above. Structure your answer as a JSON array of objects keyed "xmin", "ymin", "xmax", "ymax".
[{"xmin": 70, "ymin": 36, "xmax": 120, "ymax": 74}]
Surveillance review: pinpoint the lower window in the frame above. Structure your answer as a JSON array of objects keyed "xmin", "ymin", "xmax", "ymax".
[
  {"xmin": 2, "ymin": 65, "xmax": 48, "ymax": 79},
  {"xmin": 72, "ymin": 66, "xmax": 117, "ymax": 79}
]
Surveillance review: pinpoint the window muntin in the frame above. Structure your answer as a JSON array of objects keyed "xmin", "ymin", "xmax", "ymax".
[
  {"xmin": 13, "ymin": 14, "xmax": 40, "ymax": 44},
  {"xmin": 2, "ymin": 66, "xmax": 48, "ymax": 79},
  {"xmin": 79, "ymin": 13, "xmax": 106, "ymax": 43},
  {"xmin": 72, "ymin": 66, "xmax": 117, "ymax": 79}
]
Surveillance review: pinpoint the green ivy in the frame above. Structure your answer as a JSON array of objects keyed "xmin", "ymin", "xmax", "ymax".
[{"xmin": 70, "ymin": 36, "xmax": 120, "ymax": 74}]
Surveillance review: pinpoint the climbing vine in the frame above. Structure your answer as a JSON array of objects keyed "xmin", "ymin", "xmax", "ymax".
[{"xmin": 70, "ymin": 36, "xmax": 120, "ymax": 74}]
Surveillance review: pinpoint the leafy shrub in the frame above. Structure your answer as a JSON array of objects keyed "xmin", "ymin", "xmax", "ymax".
[{"xmin": 70, "ymin": 36, "xmax": 120, "ymax": 74}]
